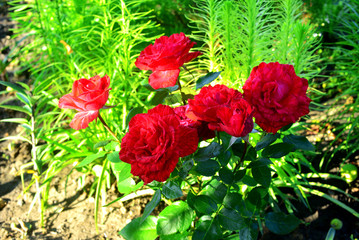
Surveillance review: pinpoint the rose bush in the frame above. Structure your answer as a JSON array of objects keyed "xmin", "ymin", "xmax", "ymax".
[
  {"xmin": 135, "ymin": 32, "xmax": 201, "ymax": 90},
  {"xmin": 243, "ymin": 62, "xmax": 311, "ymax": 133},
  {"xmin": 58, "ymin": 75, "xmax": 111, "ymax": 130},
  {"xmin": 119, "ymin": 104, "xmax": 198, "ymax": 184}
]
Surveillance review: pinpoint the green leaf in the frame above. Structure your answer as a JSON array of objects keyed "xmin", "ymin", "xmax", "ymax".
[
  {"xmin": 94, "ymin": 140, "xmax": 111, "ymax": 149},
  {"xmin": 194, "ymin": 142, "xmax": 222, "ymax": 162},
  {"xmin": 141, "ymin": 189, "xmax": 161, "ymax": 224},
  {"xmin": 252, "ymin": 165, "xmax": 271, "ymax": 188},
  {"xmin": 262, "ymin": 143, "xmax": 294, "ymax": 158},
  {"xmin": 0, "ymin": 118, "xmax": 29, "ymax": 124},
  {"xmin": 192, "ymin": 215, "xmax": 222, "ymax": 240},
  {"xmin": 218, "ymin": 150, "xmax": 231, "ymax": 166},
  {"xmin": 76, "ymin": 152, "xmax": 106, "ymax": 168},
  {"xmin": 179, "ymin": 159, "xmax": 194, "ymax": 179},
  {"xmin": 120, "ymin": 216, "xmax": 158, "ymax": 240},
  {"xmin": 0, "ymin": 80, "xmax": 27, "ymax": 95},
  {"xmin": 219, "ymin": 167, "xmax": 234, "ymax": 185},
  {"xmin": 0, "ymin": 104, "xmax": 32, "ymax": 115},
  {"xmin": 126, "ymin": 107, "xmax": 144, "ymax": 127},
  {"xmin": 238, "ymin": 219, "xmax": 259, "ymax": 240},
  {"xmin": 283, "ymin": 134, "xmax": 315, "ymax": 151},
  {"xmin": 202, "ymin": 179, "xmax": 227, "ymax": 204},
  {"xmin": 265, "ymin": 212, "xmax": 300, "ymax": 235},
  {"xmin": 150, "ymin": 91, "xmax": 169, "ymax": 105},
  {"xmin": 157, "ymin": 201, "xmax": 193, "ymax": 236},
  {"xmin": 117, "ymin": 178, "xmax": 143, "ymax": 195},
  {"xmin": 218, "ymin": 207, "xmax": 243, "ymax": 231},
  {"xmin": 160, "ymin": 232, "xmax": 188, "ymax": 240},
  {"xmin": 193, "ymin": 195, "xmax": 218, "ymax": 215},
  {"xmin": 162, "ymin": 181, "xmax": 183, "ymax": 199},
  {"xmin": 234, "ymin": 169, "xmax": 246, "ymax": 182},
  {"xmin": 107, "ymin": 151, "xmax": 120, "ymax": 163},
  {"xmin": 112, "ymin": 161, "xmax": 131, "ymax": 182},
  {"xmin": 248, "ymin": 158, "xmax": 272, "ymax": 168},
  {"xmin": 196, "ymin": 72, "xmax": 221, "ymax": 90},
  {"xmin": 16, "ymin": 92, "xmax": 31, "ymax": 106},
  {"xmin": 195, "ymin": 160, "xmax": 220, "ymax": 176},
  {"xmin": 241, "ymin": 175, "xmax": 257, "ymax": 186},
  {"xmin": 256, "ymin": 133, "xmax": 279, "ymax": 151}
]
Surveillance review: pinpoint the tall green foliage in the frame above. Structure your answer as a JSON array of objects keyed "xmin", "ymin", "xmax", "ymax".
[{"xmin": 188, "ymin": 0, "xmax": 321, "ymax": 88}]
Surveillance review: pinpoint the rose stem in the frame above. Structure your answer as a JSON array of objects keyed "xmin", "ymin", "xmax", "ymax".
[
  {"xmin": 177, "ymin": 77, "xmax": 187, "ymax": 105},
  {"xmin": 98, "ymin": 112, "xmax": 120, "ymax": 142}
]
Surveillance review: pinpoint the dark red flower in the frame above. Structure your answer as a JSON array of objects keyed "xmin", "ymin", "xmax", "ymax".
[
  {"xmin": 216, "ymin": 99, "xmax": 254, "ymax": 137},
  {"xmin": 135, "ymin": 32, "xmax": 201, "ymax": 90},
  {"xmin": 174, "ymin": 105, "xmax": 215, "ymax": 141},
  {"xmin": 243, "ymin": 62, "xmax": 311, "ymax": 133},
  {"xmin": 119, "ymin": 105, "xmax": 198, "ymax": 184},
  {"xmin": 188, "ymin": 84, "xmax": 243, "ymax": 131},
  {"xmin": 58, "ymin": 75, "xmax": 111, "ymax": 130}
]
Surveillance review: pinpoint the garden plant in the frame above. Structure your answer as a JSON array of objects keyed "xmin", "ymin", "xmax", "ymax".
[{"xmin": 0, "ymin": 0, "xmax": 358, "ymax": 239}]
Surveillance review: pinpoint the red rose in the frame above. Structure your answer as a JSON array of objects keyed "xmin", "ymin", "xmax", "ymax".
[
  {"xmin": 119, "ymin": 105, "xmax": 198, "ymax": 184},
  {"xmin": 58, "ymin": 75, "xmax": 111, "ymax": 130},
  {"xmin": 216, "ymin": 99, "xmax": 254, "ymax": 137},
  {"xmin": 135, "ymin": 32, "xmax": 201, "ymax": 90},
  {"xmin": 243, "ymin": 62, "xmax": 311, "ymax": 133},
  {"xmin": 174, "ymin": 105, "xmax": 215, "ymax": 141},
  {"xmin": 188, "ymin": 84, "xmax": 243, "ymax": 131}
]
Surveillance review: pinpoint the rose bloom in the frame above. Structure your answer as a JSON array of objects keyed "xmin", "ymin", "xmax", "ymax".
[
  {"xmin": 216, "ymin": 98, "xmax": 254, "ymax": 137},
  {"xmin": 243, "ymin": 62, "xmax": 311, "ymax": 133},
  {"xmin": 135, "ymin": 32, "xmax": 201, "ymax": 90},
  {"xmin": 188, "ymin": 84, "xmax": 243, "ymax": 131},
  {"xmin": 58, "ymin": 75, "xmax": 111, "ymax": 130},
  {"xmin": 174, "ymin": 105, "xmax": 215, "ymax": 141},
  {"xmin": 119, "ymin": 105, "xmax": 198, "ymax": 184}
]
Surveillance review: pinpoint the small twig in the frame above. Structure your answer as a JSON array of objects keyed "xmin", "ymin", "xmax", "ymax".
[{"xmin": 98, "ymin": 112, "xmax": 120, "ymax": 142}]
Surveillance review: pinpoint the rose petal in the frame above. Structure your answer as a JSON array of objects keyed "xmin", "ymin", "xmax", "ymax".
[
  {"xmin": 149, "ymin": 69, "xmax": 180, "ymax": 89},
  {"xmin": 69, "ymin": 110, "xmax": 99, "ymax": 130}
]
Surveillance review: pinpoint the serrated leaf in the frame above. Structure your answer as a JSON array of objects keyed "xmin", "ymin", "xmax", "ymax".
[
  {"xmin": 194, "ymin": 142, "xmax": 222, "ymax": 162},
  {"xmin": 107, "ymin": 151, "xmax": 120, "ymax": 163},
  {"xmin": 94, "ymin": 140, "xmax": 111, "ymax": 149},
  {"xmin": 160, "ymin": 232, "xmax": 188, "ymax": 240},
  {"xmin": 218, "ymin": 207, "xmax": 244, "ymax": 230},
  {"xmin": 219, "ymin": 167, "xmax": 234, "ymax": 184},
  {"xmin": 141, "ymin": 189, "xmax": 161, "ymax": 224},
  {"xmin": 196, "ymin": 72, "xmax": 221, "ymax": 90},
  {"xmin": 179, "ymin": 159, "xmax": 194, "ymax": 179},
  {"xmin": 262, "ymin": 143, "xmax": 294, "ymax": 158},
  {"xmin": 76, "ymin": 152, "xmax": 106, "ymax": 168},
  {"xmin": 195, "ymin": 160, "xmax": 220, "ymax": 176},
  {"xmin": 112, "ymin": 161, "xmax": 131, "ymax": 182},
  {"xmin": 150, "ymin": 91, "xmax": 169, "ymax": 105},
  {"xmin": 192, "ymin": 215, "xmax": 222, "ymax": 240},
  {"xmin": 252, "ymin": 165, "xmax": 271, "ymax": 188},
  {"xmin": 202, "ymin": 179, "xmax": 227, "ymax": 204},
  {"xmin": 283, "ymin": 134, "xmax": 315, "ymax": 151},
  {"xmin": 256, "ymin": 133, "xmax": 279, "ymax": 151},
  {"xmin": 157, "ymin": 201, "xmax": 193, "ymax": 235},
  {"xmin": 120, "ymin": 216, "xmax": 158, "ymax": 240},
  {"xmin": 265, "ymin": 212, "xmax": 300, "ymax": 235},
  {"xmin": 193, "ymin": 195, "xmax": 218, "ymax": 215},
  {"xmin": 162, "ymin": 181, "xmax": 183, "ymax": 199},
  {"xmin": 238, "ymin": 219, "xmax": 259, "ymax": 240}
]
